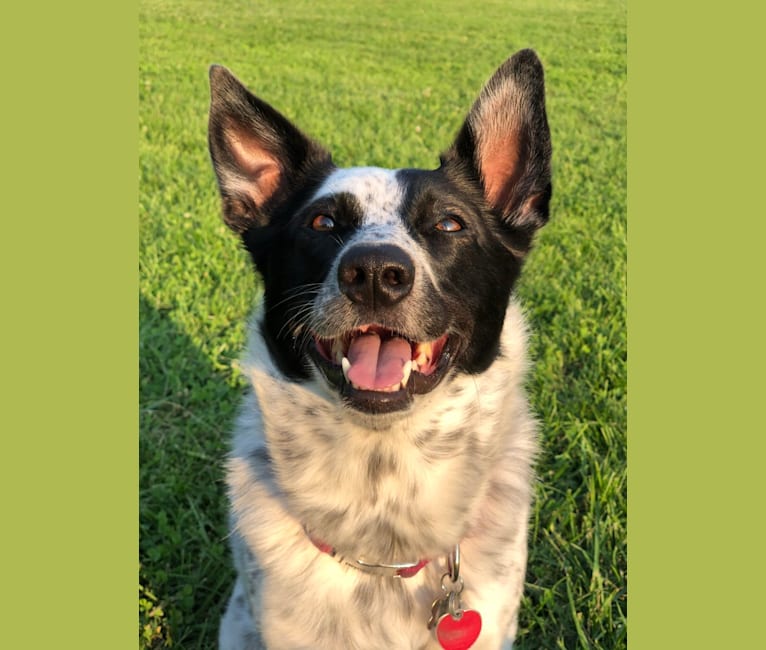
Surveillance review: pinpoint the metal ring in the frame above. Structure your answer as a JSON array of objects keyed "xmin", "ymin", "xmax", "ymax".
[
  {"xmin": 440, "ymin": 572, "xmax": 464, "ymax": 594},
  {"xmin": 448, "ymin": 544, "xmax": 460, "ymax": 582}
]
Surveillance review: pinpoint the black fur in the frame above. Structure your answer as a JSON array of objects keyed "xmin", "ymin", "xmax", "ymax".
[
  {"xmin": 211, "ymin": 49, "xmax": 554, "ymax": 650},
  {"xmin": 208, "ymin": 54, "xmax": 551, "ymax": 401}
]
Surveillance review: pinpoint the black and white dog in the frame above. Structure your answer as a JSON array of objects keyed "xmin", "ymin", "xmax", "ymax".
[{"xmin": 208, "ymin": 49, "xmax": 552, "ymax": 650}]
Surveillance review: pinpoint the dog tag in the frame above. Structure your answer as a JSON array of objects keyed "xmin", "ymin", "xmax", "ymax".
[
  {"xmin": 430, "ymin": 580, "xmax": 482, "ymax": 649},
  {"xmin": 429, "ymin": 545, "xmax": 482, "ymax": 649},
  {"xmin": 434, "ymin": 608, "xmax": 482, "ymax": 650}
]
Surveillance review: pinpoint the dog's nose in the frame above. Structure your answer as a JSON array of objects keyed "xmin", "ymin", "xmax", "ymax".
[{"xmin": 338, "ymin": 244, "xmax": 415, "ymax": 308}]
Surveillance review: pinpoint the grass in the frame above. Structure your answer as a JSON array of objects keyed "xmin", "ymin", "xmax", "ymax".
[{"xmin": 139, "ymin": 0, "xmax": 626, "ymax": 647}]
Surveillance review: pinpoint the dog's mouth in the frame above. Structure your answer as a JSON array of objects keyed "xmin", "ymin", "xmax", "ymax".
[{"xmin": 311, "ymin": 325, "xmax": 454, "ymax": 413}]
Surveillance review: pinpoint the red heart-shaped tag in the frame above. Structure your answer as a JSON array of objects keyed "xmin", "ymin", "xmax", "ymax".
[{"xmin": 436, "ymin": 609, "xmax": 482, "ymax": 650}]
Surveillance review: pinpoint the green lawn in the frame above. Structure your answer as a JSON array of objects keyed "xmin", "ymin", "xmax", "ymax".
[{"xmin": 139, "ymin": 0, "xmax": 626, "ymax": 647}]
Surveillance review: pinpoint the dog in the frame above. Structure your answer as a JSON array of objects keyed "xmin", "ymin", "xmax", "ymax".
[{"xmin": 208, "ymin": 49, "xmax": 552, "ymax": 650}]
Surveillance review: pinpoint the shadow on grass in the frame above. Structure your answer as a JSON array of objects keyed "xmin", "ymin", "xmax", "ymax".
[{"xmin": 139, "ymin": 293, "xmax": 239, "ymax": 648}]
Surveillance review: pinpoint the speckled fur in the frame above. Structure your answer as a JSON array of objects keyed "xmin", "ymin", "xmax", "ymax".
[
  {"xmin": 220, "ymin": 300, "xmax": 535, "ymax": 650},
  {"xmin": 211, "ymin": 50, "xmax": 552, "ymax": 650}
]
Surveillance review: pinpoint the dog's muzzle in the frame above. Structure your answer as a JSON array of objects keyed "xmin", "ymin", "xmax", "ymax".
[{"xmin": 310, "ymin": 245, "xmax": 456, "ymax": 414}]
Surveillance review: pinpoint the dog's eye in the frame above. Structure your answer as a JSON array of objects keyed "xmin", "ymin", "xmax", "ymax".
[
  {"xmin": 435, "ymin": 216, "xmax": 464, "ymax": 233},
  {"xmin": 311, "ymin": 215, "xmax": 336, "ymax": 232}
]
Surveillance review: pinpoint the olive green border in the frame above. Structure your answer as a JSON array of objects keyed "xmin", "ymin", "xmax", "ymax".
[
  {"xmin": 3, "ymin": 3, "xmax": 136, "ymax": 647},
  {"xmin": 629, "ymin": 2, "xmax": 764, "ymax": 647},
  {"xmin": 6, "ymin": 1, "xmax": 764, "ymax": 647}
]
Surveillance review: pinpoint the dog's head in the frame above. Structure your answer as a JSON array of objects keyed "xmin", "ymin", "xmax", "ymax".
[{"xmin": 208, "ymin": 50, "xmax": 551, "ymax": 416}]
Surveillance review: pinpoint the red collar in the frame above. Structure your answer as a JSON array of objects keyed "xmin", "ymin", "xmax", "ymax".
[{"xmin": 309, "ymin": 535, "xmax": 429, "ymax": 578}]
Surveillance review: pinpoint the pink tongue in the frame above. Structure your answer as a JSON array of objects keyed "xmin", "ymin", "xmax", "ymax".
[{"xmin": 346, "ymin": 333, "xmax": 411, "ymax": 390}]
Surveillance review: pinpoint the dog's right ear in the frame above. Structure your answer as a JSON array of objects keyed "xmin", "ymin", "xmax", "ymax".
[
  {"xmin": 208, "ymin": 65, "xmax": 332, "ymax": 233},
  {"xmin": 442, "ymin": 50, "xmax": 552, "ymax": 255}
]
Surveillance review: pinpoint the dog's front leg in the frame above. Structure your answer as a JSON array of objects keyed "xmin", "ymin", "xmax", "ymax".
[{"xmin": 220, "ymin": 576, "xmax": 265, "ymax": 650}]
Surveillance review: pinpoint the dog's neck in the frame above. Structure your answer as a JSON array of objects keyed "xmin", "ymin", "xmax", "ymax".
[{"xmin": 237, "ymin": 301, "xmax": 533, "ymax": 560}]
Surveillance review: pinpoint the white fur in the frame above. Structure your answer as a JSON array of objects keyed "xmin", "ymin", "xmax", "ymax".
[
  {"xmin": 312, "ymin": 167, "xmax": 404, "ymax": 227},
  {"xmin": 219, "ymin": 297, "xmax": 537, "ymax": 649}
]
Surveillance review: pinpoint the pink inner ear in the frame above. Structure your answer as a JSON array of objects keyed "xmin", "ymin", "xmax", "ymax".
[
  {"xmin": 227, "ymin": 129, "xmax": 282, "ymax": 208},
  {"xmin": 481, "ymin": 136, "xmax": 523, "ymax": 213}
]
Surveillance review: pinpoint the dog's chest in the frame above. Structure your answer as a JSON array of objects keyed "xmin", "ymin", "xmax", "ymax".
[
  {"xmin": 258, "ymin": 563, "xmax": 435, "ymax": 649},
  {"xmin": 241, "ymin": 360, "xmax": 513, "ymax": 557},
  {"xmin": 225, "ymin": 302, "xmax": 534, "ymax": 649}
]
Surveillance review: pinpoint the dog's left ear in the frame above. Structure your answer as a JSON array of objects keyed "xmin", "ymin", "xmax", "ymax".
[
  {"xmin": 208, "ymin": 65, "xmax": 332, "ymax": 234},
  {"xmin": 444, "ymin": 50, "xmax": 552, "ymax": 252}
]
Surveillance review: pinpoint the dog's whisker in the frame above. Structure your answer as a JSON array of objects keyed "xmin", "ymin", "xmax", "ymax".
[{"xmin": 267, "ymin": 284, "xmax": 323, "ymax": 313}]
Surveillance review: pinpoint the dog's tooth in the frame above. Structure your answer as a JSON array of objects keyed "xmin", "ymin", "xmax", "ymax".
[
  {"xmin": 414, "ymin": 344, "xmax": 431, "ymax": 368},
  {"xmin": 341, "ymin": 357, "xmax": 351, "ymax": 382},
  {"xmin": 400, "ymin": 360, "xmax": 412, "ymax": 389}
]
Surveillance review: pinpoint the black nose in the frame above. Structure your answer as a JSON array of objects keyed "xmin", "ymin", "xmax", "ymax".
[{"xmin": 338, "ymin": 244, "xmax": 415, "ymax": 308}]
